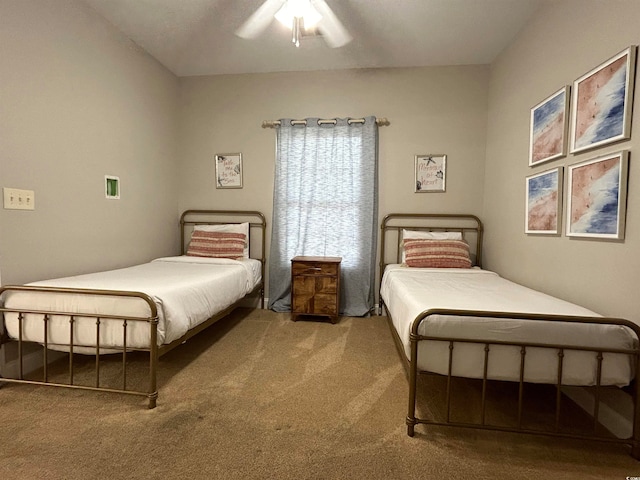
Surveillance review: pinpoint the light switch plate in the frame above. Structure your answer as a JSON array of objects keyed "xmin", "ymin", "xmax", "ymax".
[{"xmin": 3, "ymin": 187, "xmax": 35, "ymax": 210}]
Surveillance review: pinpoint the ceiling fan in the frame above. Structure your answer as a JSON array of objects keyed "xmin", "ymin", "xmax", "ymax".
[{"xmin": 236, "ymin": 0, "xmax": 352, "ymax": 48}]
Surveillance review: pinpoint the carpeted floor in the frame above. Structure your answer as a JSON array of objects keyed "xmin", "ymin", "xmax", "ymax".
[{"xmin": 0, "ymin": 308, "xmax": 638, "ymax": 479}]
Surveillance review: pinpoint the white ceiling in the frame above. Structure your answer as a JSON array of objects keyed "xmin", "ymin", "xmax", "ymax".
[{"xmin": 82, "ymin": 0, "xmax": 543, "ymax": 77}]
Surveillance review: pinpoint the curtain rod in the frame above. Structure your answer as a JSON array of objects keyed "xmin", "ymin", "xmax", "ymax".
[{"xmin": 262, "ymin": 117, "xmax": 390, "ymax": 128}]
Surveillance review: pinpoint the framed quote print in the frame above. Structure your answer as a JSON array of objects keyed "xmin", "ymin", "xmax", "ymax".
[
  {"xmin": 215, "ymin": 153, "xmax": 243, "ymax": 189},
  {"xmin": 415, "ymin": 154, "xmax": 446, "ymax": 192}
]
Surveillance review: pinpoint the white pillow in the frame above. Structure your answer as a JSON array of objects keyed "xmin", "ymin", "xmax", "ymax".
[
  {"xmin": 401, "ymin": 229, "xmax": 463, "ymax": 262},
  {"xmin": 193, "ymin": 223, "xmax": 249, "ymax": 258},
  {"xmin": 402, "ymin": 229, "xmax": 463, "ymax": 241}
]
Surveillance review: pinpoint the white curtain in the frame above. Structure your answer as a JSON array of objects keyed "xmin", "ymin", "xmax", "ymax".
[{"xmin": 268, "ymin": 117, "xmax": 378, "ymax": 316}]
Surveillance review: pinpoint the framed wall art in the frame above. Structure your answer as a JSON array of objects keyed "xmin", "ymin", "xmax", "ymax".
[
  {"xmin": 566, "ymin": 150, "xmax": 629, "ymax": 239},
  {"xmin": 529, "ymin": 86, "xmax": 570, "ymax": 166},
  {"xmin": 415, "ymin": 154, "xmax": 446, "ymax": 192},
  {"xmin": 570, "ymin": 46, "xmax": 637, "ymax": 154},
  {"xmin": 215, "ymin": 153, "xmax": 243, "ymax": 189},
  {"xmin": 525, "ymin": 167, "xmax": 563, "ymax": 235},
  {"xmin": 105, "ymin": 175, "xmax": 120, "ymax": 199}
]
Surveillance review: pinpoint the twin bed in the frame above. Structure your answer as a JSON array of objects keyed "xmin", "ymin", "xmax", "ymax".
[
  {"xmin": 0, "ymin": 210, "xmax": 266, "ymax": 408},
  {"xmin": 379, "ymin": 213, "xmax": 640, "ymax": 458},
  {"xmin": 2, "ymin": 209, "xmax": 639, "ymax": 458}
]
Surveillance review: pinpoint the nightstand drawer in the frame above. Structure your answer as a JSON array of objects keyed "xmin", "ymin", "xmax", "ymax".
[{"xmin": 292, "ymin": 262, "xmax": 338, "ymax": 276}]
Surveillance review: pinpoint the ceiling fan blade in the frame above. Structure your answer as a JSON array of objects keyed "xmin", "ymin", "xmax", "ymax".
[
  {"xmin": 235, "ymin": 0, "xmax": 285, "ymax": 39},
  {"xmin": 311, "ymin": 0, "xmax": 352, "ymax": 48}
]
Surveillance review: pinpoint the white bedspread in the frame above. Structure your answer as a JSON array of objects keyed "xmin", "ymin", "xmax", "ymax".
[
  {"xmin": 380, "ymin": 265, "xmax": 637, "ymax": 386},
  {"xmin": 3, "ymin": 256, "xmax": 261, "ymax": 350}
]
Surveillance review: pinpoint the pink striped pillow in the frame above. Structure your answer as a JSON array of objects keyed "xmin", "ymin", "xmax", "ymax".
[
  {"xmin": 403, "ymin": 238, "xmax": 472, "ymax": 268},
  {"xmin": 186, "ymin": 231, "xmax": 246, "ymax": 259}
]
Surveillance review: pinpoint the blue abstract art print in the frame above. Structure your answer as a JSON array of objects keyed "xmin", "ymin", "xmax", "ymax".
[
  {"xmin": 566, "ymin": 151, "xmax": 629, "ymax": 239},
  {"xmin": 526, "ymin": 167, "xmax": 562, "ymax": 234},
  {"xmin": 570, "ymin": 46, "xmax": 637, "ymax": 154},
  {"xmin": 529, "ymin": 87, "xmax": 570, "ymax": 166}
]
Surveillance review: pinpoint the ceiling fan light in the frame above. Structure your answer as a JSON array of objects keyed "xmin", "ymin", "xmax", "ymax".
[{"xmin": 274, "ymin": 0, "xmax": 322, "ymax": 29}]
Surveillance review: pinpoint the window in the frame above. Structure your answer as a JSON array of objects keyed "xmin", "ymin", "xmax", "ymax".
[{"xmin": 268, "ymin": 117, "xmax": 378, "ymax": 316}]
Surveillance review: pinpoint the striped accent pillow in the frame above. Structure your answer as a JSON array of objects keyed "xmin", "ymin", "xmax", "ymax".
[
  {"xmin": 403, "ymin": 238, "xmax": 472, "ymax": 268},
  {"xmin": 186, "ymin": 231, "xmax": 246, "ymax": 259}
]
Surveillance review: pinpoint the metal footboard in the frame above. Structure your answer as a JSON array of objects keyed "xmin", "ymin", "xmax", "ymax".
[
  {"xmin": 404, "ymin": 308, "xmax": 640, "ymax": 459},
  {"xmin": 0, "ymin": 285, "xmax": 160, "ymax": 409}
]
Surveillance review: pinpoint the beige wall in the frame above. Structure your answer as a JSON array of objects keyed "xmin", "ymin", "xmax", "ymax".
[
  {"xmin": 1, "ymin": 0, "xmax": 636, "ymax": 333},
  {"xmin": 0, "ymin": 0, "xmax": 180, "ymax": 285},
  {"xmin": 484, "ymin": 0, "xmax": 640, "ymax": 321},
  {"xmin": 1, "ymin": 2, "xmax": 489, "ymax": 302},
  {"xmin": 178, "ymin": 66, "xmax": 489, "ymax": 294}
]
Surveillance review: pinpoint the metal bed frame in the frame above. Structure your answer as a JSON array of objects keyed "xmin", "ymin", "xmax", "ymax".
[
  {"xmin": 379, "ymin": 213, "xmax": 640, "ymax": 459},
  {"xmin": 0, "ymin": 209, "xmax": 266, "ymax": 409}
]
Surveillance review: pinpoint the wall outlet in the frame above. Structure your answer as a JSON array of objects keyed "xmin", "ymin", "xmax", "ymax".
[{"xmin": 3, "ymin": 187, "xmax": 35, "ymax": 210}]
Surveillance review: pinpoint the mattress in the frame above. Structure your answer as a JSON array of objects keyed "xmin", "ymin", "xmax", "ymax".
[
  {"xmin": 380, "ymin": 265, "xmax": 637, "ymax": 386},
  {"xmin": 2, "ymin": 256, "xmax": 261, "ymax": 351}
]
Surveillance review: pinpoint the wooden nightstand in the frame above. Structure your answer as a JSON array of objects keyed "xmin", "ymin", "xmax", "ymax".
[{"xmin": 291, "ymin": 256, "xmax": 341, "ymax": 324}]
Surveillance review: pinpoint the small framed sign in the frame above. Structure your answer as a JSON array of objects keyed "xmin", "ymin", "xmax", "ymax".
[
  {"xmin": 105, "ymin": 175, "xmax": 120, "ymax": 199},
  {"xmin": 215, "ymin": 153, "xmax": 243, "ymax": 189},
  {"xmin": 415, "ymin": 154, "xmax": 446, "ymax": 192}
]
